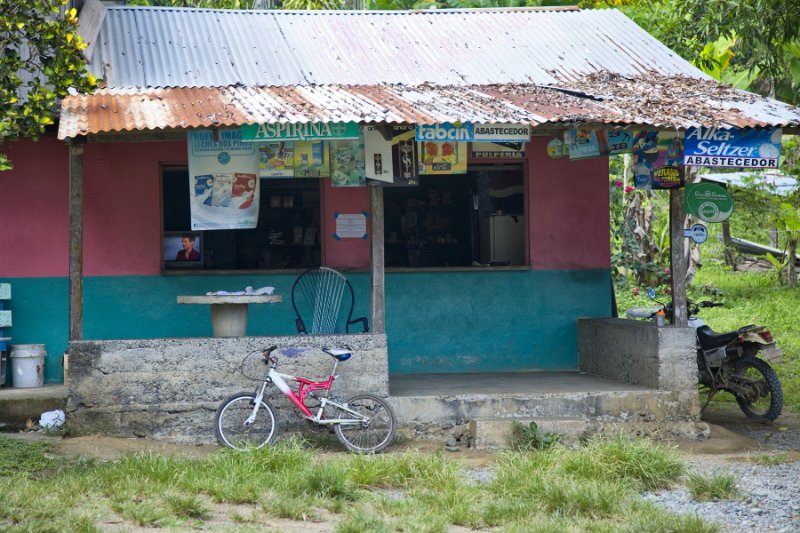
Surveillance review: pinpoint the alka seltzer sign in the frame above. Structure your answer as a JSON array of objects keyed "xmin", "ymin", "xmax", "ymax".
[
  {"xmin": 683, "ymin": 127, "xmax": 782, "ymax": 169},
  {"xmin": 240, "ymin": 122, "xmax": 361, "ymax": 142},
  {"xmin": 415, "ymin": 123, "xmax": 531, "ymax": 143}
]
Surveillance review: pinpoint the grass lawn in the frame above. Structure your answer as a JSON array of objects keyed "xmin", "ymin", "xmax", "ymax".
[
  {"xmin": 616, "ymin": 263, "xmax": 799, "ymax": 412},
  {"xmin": 0, "ymin": 435, "xmax": 723, "ymax": 533}
]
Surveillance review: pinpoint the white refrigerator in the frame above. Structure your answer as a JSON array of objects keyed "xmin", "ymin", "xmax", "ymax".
[{"xmin": 480, "ymin": 214, "xmax": 525, "ymax": 265}]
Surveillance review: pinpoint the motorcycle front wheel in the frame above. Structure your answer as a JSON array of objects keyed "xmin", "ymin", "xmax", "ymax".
[{"xmin": 731, "ymin": 357, "xmax": 783, "ymax": 421}]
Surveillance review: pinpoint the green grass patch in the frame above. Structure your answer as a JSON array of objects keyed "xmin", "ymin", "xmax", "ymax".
[
  {"xmin": 686, "ymin": 472, "xmax": 738, "ymax": 502},
  {"xmin": 747, "ymin": 451, "xmax": 797, "ymax": 465},
  {"xmin": 0, "ymin": 433, "xmax": 721, "ymax": 532}
]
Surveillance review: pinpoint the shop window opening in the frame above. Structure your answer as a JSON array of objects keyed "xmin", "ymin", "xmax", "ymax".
[
  {"xmin": 383, "ymin": 165, "xmax": 525, "ymax": 268},
  {"xmin": 162, "ymin": 167, "xmax": 321, "ymax": 271}
]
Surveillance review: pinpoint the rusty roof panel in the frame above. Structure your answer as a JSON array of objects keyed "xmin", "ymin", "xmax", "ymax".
[
  {"xmin": 58, "ymin": 74, "xmax": 800, "ymax": 140},
  {"xmin": 88, "ymin": 7, "xmax": 706, "ymax": 89}
]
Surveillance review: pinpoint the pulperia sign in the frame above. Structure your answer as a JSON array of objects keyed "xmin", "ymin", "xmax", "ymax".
[{"xmin": 685, "ymin": 183, "xmax": 734, "ymax": 223}]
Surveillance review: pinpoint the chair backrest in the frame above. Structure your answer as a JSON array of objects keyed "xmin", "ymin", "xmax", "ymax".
[{"xmin": 291, "ymin": 267, "xmax": 368, "ymax": 334}]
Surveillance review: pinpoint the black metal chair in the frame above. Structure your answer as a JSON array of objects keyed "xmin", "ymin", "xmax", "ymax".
[{"xmin": 290, "ymin": 267, "xmax": 369, "ymax": 334}]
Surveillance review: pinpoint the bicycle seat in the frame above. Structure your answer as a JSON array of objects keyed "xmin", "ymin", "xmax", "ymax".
[
  {"xmin": 695, "ymin": 325, "xmax": 739, "ymax": 350},
  {"xmin": 323, "ymin": 347, "xmax": 352, "ymax": 361}
]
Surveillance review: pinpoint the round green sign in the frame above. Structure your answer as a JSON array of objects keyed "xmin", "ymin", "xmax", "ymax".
[{"xmin": 685, "ymin": 183, "xmax": 734, "ymax": 223}]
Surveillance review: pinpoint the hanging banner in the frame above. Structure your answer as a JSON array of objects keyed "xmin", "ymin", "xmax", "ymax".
[
  {"xmin": 683, "ymin": 127, "xmax": 781, "ymax": 168},
  {"xmin": 392, "ymin": 125, "xmax": 419, "ymax": 186},
  {"xmin": 418, "ymin": 141, "xmax": 467, "ymax": 174},
  {"xmin": 632, "ymin": 131, "xmax": 684, "ymax": 190},
  {"xmin": 566, "ymin": 129, "xmax": 637, "ymax": 160},
  {"xmin": 685, "ymin": 182, "xmax": 734, "ymax": 222},
  {"xmin": 240, "ymin": 121, "xmax": 361, "ymax": 142},
  {"xmin": 294, "ymin": 140, "xmax": 330, "ymax": 178},
  {"xmin": 331, "ymin": 137, "xmax": 367, "ymax": 187},
  {"xmin": 258, "ymin": 141, "xmax": 295, "ymax": 178},
  {"xmin": 187, "ymin": 129, "xmax": 260, "ymax": 230},
  {"xmin": 363, "ymin": 125, "xmax": 393, "ymax": 183},
  {"xmin": 473, "ymin": 141, "xmax": 526, "ymax": 159}
]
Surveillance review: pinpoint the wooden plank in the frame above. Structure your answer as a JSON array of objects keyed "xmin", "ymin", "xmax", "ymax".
[
  {"xmin": 69, "ymin": 140, "xmax": 86, "ymax": 341},
  {"xmin": 670, "ymin": 185, "xmax": 688, "ymax": 326},
  {"xmin": 369, "ymin": 185, "xmax": 386, "ymax": 334},
  {"xmin": 0, "ymin": 283, "xmax": 9, "ymax": 300}
]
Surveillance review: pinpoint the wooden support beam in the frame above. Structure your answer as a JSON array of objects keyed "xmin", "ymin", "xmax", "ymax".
[
  {"xmin": 369, "ymin": 185, "xmax": 386, "ymax": 334},
  {"xmin": 670, "ymin": 182, "xmax": 689, "ymax": 326},
  {"xmin": 69, "ymin": 140, "xmax": 85, "ymax": 341}
]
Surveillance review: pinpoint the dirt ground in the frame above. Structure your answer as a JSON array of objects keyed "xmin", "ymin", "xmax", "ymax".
[{"xmin": 6, "ymin": 404, "xmax": 799, "ymax": 463}]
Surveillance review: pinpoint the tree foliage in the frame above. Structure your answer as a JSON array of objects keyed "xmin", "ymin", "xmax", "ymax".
[{"xmin": 0, "ymin": 0, "xmax": 96, "ymax": 170}]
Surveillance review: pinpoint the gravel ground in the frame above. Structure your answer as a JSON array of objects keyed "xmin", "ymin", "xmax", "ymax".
[{"xmin": 641, "ymin": 408, "xmax": 800, "ymax": 533}]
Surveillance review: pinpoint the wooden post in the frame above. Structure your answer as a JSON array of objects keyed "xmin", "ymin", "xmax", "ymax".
[
  {"xmin": 670, "ymin": 183, "xmax": 688, "ymax": 326},
  {"xmin": 369, "ymin": 185, "xmax": 386, "ymax": 333},
  {"xmin": 69, "ymin": 140, "xmax": 85, "ymax": 340}
]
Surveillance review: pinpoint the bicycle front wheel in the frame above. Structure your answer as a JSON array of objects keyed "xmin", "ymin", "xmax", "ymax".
[
  {"xmin": 215, "ymin": 392, "xmax": 279, "ymax": 450},
  {"xmin": 334, "ymin": 393, "xmax": 396, "ymax": 454}
]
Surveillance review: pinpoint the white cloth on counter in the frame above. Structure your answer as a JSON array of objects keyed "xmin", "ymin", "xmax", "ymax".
[{"xmin": 206, "ymin": 286, "xmax": 275, "ymax": 296}]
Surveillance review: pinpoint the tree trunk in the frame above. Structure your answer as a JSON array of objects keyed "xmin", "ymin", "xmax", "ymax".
[{"xmin": 788, "ymin": 238, "xmax": 798, "ymax": 289}]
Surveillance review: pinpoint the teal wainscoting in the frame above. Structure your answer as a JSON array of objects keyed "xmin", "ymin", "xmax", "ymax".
[
  {"xmin": 383, "ymin": 269, "xmax": 612, "ymax": 374},
  {"xmin": 3, "ymin": 269, "xmax": 610, "ymax": 383},
  {"xmin": 1, "ymin": 277, "xmax": 69, "ymax": 385}
]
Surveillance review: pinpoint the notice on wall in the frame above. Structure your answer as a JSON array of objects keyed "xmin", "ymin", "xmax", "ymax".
[
  {"xmin": 683, "ymin": 127, "xmax": 781, "ymax": 169},
  {"xmin": 333, "ymin": 212, "xmax": 368, "ymax": 240},
  {"xmin": 187, "ymin": 129, "xmax": 260, "ymax": 230},
  {"xmin": 331, "ymin": 137, "xmax": 367, "ymax": 187}
]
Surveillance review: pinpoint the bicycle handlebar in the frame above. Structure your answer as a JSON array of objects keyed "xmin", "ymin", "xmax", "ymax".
[{"xmin": 262, "ymin": 345, "xmax": 278, "ymax": 366}]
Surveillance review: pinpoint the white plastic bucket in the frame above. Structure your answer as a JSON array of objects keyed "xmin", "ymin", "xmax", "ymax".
[{"xmin": 10, "ymin": 344, "xmax": 45, "ymax": 388}]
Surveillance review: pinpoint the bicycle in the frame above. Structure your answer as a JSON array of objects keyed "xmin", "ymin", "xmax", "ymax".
[{"xmin": 215, "ymin": 345, "xmax": 397, "ymax": 454}]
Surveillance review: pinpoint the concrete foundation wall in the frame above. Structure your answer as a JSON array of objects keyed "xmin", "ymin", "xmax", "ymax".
[
  {"xmin": 67, "ymin": 334, "xmax": 387, "ymax": 443},
  {"xmin": 578, "ymin": 318, "xmax": 697, "ymax": 391}
]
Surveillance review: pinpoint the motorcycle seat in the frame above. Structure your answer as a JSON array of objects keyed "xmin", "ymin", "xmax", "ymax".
[{"xmin": 696, "ymin": 325, "xmax": 739, "ymax": 350}]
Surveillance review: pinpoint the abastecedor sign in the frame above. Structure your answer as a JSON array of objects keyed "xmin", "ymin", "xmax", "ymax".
[{"xmin": 683, "ymin": 127, "xmax": 781, "ymax": 169}]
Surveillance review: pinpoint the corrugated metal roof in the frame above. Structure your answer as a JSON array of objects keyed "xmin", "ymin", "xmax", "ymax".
[
  {"xmin": 57, "ymin": 73, "xmax": 800, "ymax": 140},
  {"xmin": 88, "ymin": 6, "xmax": 706, "ymax": 89}
]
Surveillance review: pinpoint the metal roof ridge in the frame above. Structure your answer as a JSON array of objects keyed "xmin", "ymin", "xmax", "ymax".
[{"xmin": 102, "ymin": 5, "xmax": 581, "ymax": 14}]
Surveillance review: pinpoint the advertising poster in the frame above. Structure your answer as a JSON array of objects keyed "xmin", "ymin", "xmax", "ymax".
[
  {"xmin": 418, "ymin": 141, "xmax": 467, "ymax": 174},
  {"xmin": 683, "ymin": 127, "xmax": 781, "ymax": 169},
  {"xmin": 330, "ymin": 138, "xmax": 367, "ymax": 187},
  {"xmin": 391, "ymin": 124, "xmax": 419, "ymax": 186},
  {"xmin": 363, "ymin": 125, "xmax": 393, "ymax": 183},
  {"xmin": 294, "ymin": 140, "xmax": 330, "ymax": 178},
  {"xmin": 187, "ymin": 129, "xmax": 260, "ymax": 230},
  {"xmin": 258, "ymin": 142, "xmax": 294, "ymax": 178},
  {"xmin": 567, "ymin": 128, "xmax": 637, "ymax": 160},
  {"xmin": 632, "ymin": 131, "xmax": 684, "ymax": 190}
]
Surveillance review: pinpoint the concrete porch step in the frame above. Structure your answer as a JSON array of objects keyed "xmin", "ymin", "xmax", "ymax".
[
  {"xmin": 0, "ymin": 385, "xmax": 68, "ymax": 430},
  {"xmin": 469, "ymin": 417, "xmax": 588, "ymax": 450}
]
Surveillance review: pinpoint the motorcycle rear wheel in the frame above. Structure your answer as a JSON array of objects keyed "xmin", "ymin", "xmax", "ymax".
[{"xmin": 731, "ymin": 357, "xmax": 783, "ymax": 421}]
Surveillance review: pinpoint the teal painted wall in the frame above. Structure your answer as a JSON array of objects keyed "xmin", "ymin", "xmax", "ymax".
[
  {"xmin": 3, "ymin": 269, "xmax": 611, "ymax": 384},
  {"xmin": 384, "ymin": 269, "xmax": 612, "ymax": 374}
]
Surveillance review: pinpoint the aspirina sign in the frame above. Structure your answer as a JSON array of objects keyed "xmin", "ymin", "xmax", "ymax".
[{"xmin": 683, "ymin": 127, "xmax": 782, "ymax": 169}]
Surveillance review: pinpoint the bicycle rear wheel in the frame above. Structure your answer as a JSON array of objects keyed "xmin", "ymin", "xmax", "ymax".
[
  {"xmin": 215, "ymin": 392, "xmax": 279, "ymax": 450},
  {"xmin": 334, "ymin": 393, "xmax": 396, "ymax": 454}
]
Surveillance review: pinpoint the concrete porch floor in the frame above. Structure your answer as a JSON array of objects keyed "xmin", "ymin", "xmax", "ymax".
[{"xmin": 389, "ymin": 371, "xmax": 652, "ymax": 396}]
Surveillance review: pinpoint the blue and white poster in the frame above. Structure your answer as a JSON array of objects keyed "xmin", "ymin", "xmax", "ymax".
[
  {"xmin": 683, "ymin": 127, "xmax": 781, "ymax": 169},
  {"xmin": 187, "ymin": 129, "xmax": 260, "ymax": 230}
]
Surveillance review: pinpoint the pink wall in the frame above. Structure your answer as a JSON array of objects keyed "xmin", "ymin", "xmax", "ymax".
[
  {"xmin": 0, "ymin": 137, "xmax": 70, "ymax": 277},
  {"xmin": 83, "ymin": 141, "xmax": 186, "ymax": 276},
  {"xmin": 528, "ymin": 136, "xmax": 610, "ymax": 270},
  {"xmin": 320, "ymin": 180, "xmax": 371, "ymax": 268}
]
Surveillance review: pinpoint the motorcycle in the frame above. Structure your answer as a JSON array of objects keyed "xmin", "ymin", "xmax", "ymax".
[{"xmin": 633, "ymin": 288, "xmax": 784, "ymax": 421}]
